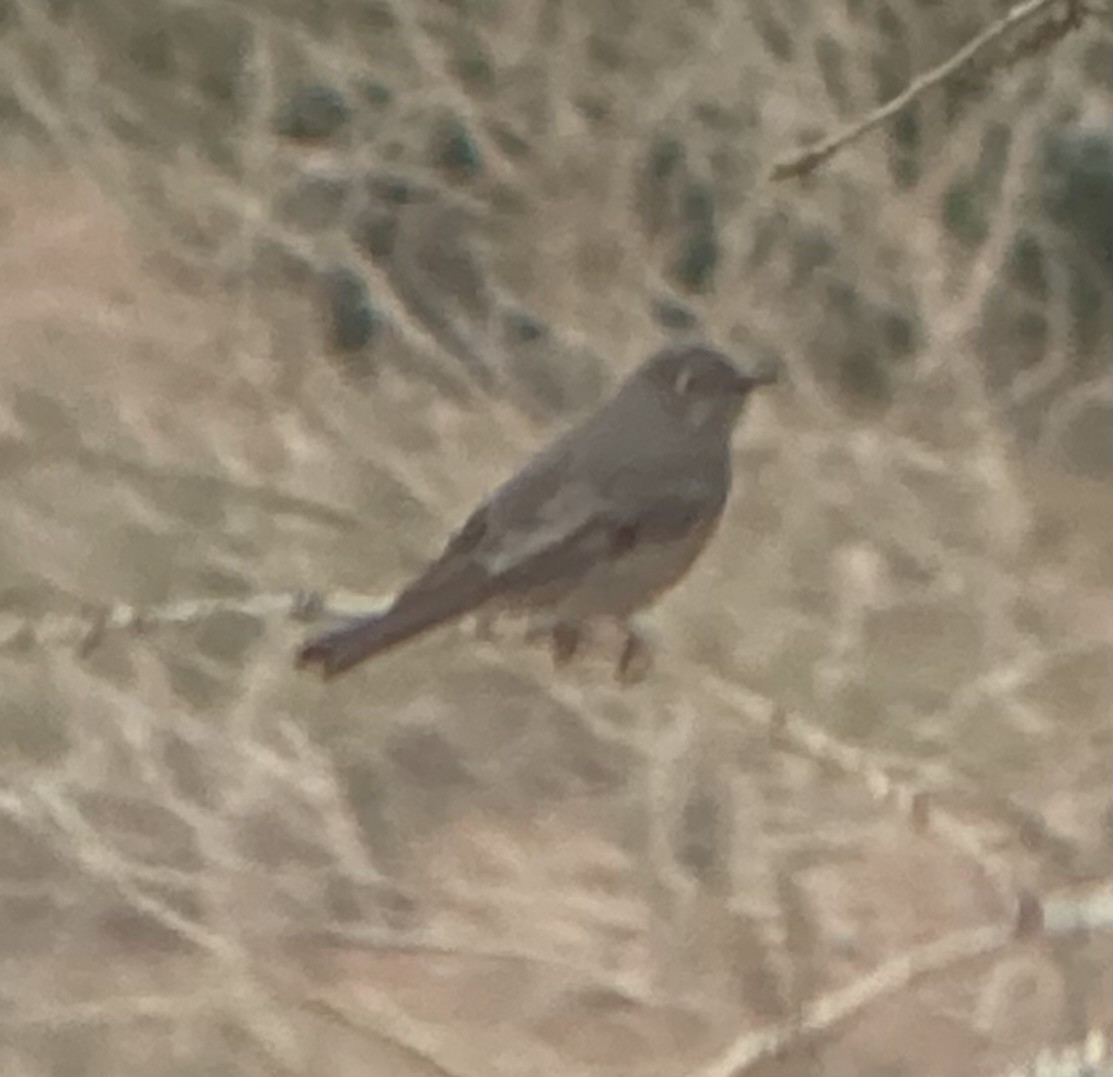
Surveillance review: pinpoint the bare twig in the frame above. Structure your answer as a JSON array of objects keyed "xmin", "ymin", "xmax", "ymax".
[
  {"xmin": 770, "ymin": 0, "xmax": 1084, "ymax": 180},
  {"xmin": 700, "ymin": 883, "xmax": 1111, "ymax": 1077},
  {"xmin": 0, "ymin": 590, "xmax": 391, "ymax": 655}
]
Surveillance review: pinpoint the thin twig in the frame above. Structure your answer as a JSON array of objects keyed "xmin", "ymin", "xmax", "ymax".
[
  {"xmin": 770, "ymin": 0, "xmax": 1080, "ymax": 181},
  {"xmin": 699, "ymin": 884, "xmax": 1111, "ymax": 1077}
]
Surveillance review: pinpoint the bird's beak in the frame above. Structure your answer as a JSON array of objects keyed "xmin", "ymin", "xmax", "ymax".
[{"xmin": 734, "ymin": 357, "xmax": 780, "ymax": 392}]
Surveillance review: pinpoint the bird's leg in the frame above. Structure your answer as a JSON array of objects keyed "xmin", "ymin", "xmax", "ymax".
[
  {"xmin": 549, "ymin": 622, "xmax": 582, "ymax": 667},
  {"xmin": 468, "ymin": 610, "xmax": 499, "ymax": 642},
  {"xmin": 616, "ymin": 624, "xmax": 653, "ymax": 684}
]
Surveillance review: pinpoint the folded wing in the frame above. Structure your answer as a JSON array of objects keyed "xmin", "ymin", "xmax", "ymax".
[{"xmin": 297, "ymin": 478, "xmax": 716, "ymax": 678}]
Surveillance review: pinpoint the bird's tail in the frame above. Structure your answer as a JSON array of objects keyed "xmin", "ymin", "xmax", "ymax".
[{"xmin": 296, "ymin": 577, "xmax": 490, "ymax": 679}]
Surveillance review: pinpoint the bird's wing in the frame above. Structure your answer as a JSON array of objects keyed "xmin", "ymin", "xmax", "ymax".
[
  {"xmin": 398, "ymin": 476, "xmax": 721, "ymax": 607},
  {"xmin": 298, "ymin": 481, "xmax": 722, "ymax": 677}
]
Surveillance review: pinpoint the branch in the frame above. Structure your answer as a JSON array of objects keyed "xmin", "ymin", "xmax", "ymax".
[
  {"xmin": 770, "ymin": 0, "xmax": 1084, "ymax": 181},
  {"xmin": 0, "ymin": 590, "xmax": 384, "ymax": 657},
  {"xmin": 699, "ymin": 883, "xmax": 1111, "ymax": 1076}
]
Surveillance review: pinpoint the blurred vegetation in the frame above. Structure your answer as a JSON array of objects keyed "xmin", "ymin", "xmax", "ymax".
[
  {"xmin": 0, "ymin": 0, "xmax": 1109, "ymax": 1072},
  {"xmin": 0, "ymin": 0, "xmax": 1106, "ymax": 436}
]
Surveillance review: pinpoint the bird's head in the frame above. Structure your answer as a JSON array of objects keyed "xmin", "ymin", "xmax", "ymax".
[{"xmin": 633, "ymin": 343, "xmax": 778, "ymax": 436}]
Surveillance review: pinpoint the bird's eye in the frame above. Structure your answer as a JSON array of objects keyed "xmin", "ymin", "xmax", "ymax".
[{"xmin": 673, "ymin": 365, "xmax": 694, "ymax": 396}]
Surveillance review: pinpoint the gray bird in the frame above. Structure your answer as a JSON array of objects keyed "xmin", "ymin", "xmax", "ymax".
[{"xmin": 297, "ymin": 343, "xmax": 776, "ymax": 680}]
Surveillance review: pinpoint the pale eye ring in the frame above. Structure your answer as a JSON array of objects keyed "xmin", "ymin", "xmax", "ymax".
[{"xmin": 673, "ymin": 365, "xmax": 694, "ymax": 395}]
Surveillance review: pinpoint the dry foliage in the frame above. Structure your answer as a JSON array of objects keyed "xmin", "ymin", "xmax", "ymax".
[{"xmin": 0, "ymin": 0, "xmax": 1109, "ymax": 1073}]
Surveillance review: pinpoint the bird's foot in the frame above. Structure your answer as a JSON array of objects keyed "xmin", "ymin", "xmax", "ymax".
[
  {"xmin": 616, "ymin": 626, "xmax": 653, "ymax": 685},
  {"xmin": 549, "ymin": 622, "xmax": 582, "ymax": 667},
  {"xmin": 468, "ymin": 611, "xmax": 499, "ymax": 643}
]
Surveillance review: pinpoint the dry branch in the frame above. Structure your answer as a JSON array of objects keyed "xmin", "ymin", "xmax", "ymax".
[{"xmin": 770, "ymin": 0, "xmax": 1089, "ymax": 180}]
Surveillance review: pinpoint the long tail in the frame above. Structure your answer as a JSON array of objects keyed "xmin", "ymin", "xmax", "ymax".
[{"xmin": 296, "ymin": 577, "xmax": 490, "ymax": 679}]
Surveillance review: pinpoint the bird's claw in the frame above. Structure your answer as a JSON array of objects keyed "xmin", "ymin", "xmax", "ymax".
[
  {"xmin": 550, "ymin": 623, "xmax": 582, "ymax": 666},
  {"xmin": 616, "ymin": 627, "xmax": 652, "ymax": 684}
]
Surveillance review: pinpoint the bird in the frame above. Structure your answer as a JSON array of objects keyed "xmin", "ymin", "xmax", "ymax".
[{"xmin": 297, "ymin": 343, "xmax": 777, "ymax": 680}]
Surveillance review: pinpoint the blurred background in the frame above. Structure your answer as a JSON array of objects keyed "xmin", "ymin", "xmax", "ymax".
[{"xmin": 0, "ymin": 0, "xmax": 1109, "ymax": 1073}]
